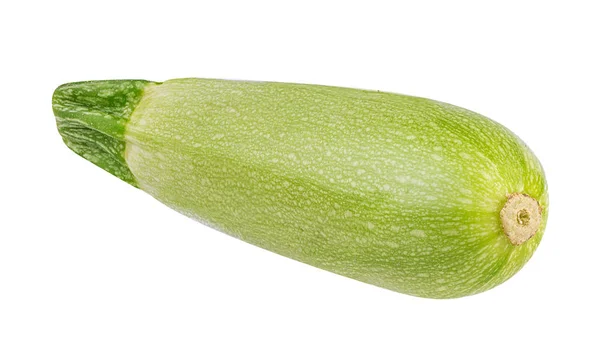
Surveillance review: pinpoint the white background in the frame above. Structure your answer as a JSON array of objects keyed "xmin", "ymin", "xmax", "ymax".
[{"xmin": 1, "ymin": 1, "xmax": 599, "ymax": 351}]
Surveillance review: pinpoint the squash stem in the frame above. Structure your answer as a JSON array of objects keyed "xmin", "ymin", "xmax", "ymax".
[
  {"xmin": 500, "ymin": 193, "xmax": 542, "ymax": 245},
  {"xmin": 52, "ymin": 80, "xmax": 157, "ymax": 186}
]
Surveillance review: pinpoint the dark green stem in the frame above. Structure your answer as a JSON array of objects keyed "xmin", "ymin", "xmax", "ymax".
[{"xmin": 52, "ymin": 80, "xmax": 156, "ymax": 186}]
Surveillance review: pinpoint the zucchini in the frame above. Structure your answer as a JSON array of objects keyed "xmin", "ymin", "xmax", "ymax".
[{"xmin": 53, "ymin": 79, "xmax": 548, "ymax": 298}]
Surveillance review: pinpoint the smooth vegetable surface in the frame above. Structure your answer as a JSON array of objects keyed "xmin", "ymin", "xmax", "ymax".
[{"xmin": 53, "ymin": 79, "xmax": 548, "ymax": 298}]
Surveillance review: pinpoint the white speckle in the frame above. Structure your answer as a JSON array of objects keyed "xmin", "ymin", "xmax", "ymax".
[
  {"xmin": 458, "ymin": 198, "xmax": 473, "ymax": 204},
  {"xmin": 391, "ymin": 225, "xmax": 400, "ymax": 232},
  {"xmin": 212, "ymin": 133, "xmax": 225, "ymax": 140},
  {"xmin": 459, "ymin": 152, "xmax": 472, "ymax": 159},
  {"xmin": 480, "ymin": 171, "xmax": 493, "ymax": 180},
  {"xmin": 410, "ymin": 229, "xmax": 426, "ymax": 238},
  {"xmin": 425, "ymin": 195, "xmax": 437, "ymax": 201},
  {"xmin": 383, "ymin": 184, "xmax": 390, "ymax": 191},
  {"xmin": 460, "ymin": 188, "xmax": 473, "ymax": 195},
  {"xmin": 396, "ymin": 175, "xmax": 408, "ymax": 183},
  {"xmin": 381, "ymin": 241, "xmax": 399, "ymax": 248},
  {"xmin": 344, "ymin": 210, "xmax": 353, "ymax": 218},
  {"xmin": 406, "ymin": 135, "xmax": 416, "ymax": 140},
  {"xmin": 367, "ymin": 222, "xmax": 375, "ymax": 230},
  {"xmin": 357, "ymin": 169, "xmax": 366, "ymax": 175},
  {"xmin": 432, "ymin": 154, "xmax": 443, "ymax": 161}
]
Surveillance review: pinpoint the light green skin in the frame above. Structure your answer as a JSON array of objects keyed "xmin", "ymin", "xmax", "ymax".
[{"xmin": 53, "ymin": 79, "xmax": 548, "ymax": 299}]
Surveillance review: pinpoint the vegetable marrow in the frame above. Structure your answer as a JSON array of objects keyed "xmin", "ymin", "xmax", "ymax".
[{"xmin": 53, "ymin": 78, "xmax": 548, "ymax": 299}]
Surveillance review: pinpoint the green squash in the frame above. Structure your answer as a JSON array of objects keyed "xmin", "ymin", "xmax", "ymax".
[{"xmin": 53, "ymin": 78, "xmax": 548, "ymax": 298}]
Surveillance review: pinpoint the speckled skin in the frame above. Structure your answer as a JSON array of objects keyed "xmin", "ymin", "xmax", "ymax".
[{"xmin": 53, "ymin": 79, "xmax": 548, "ymax": 298}]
